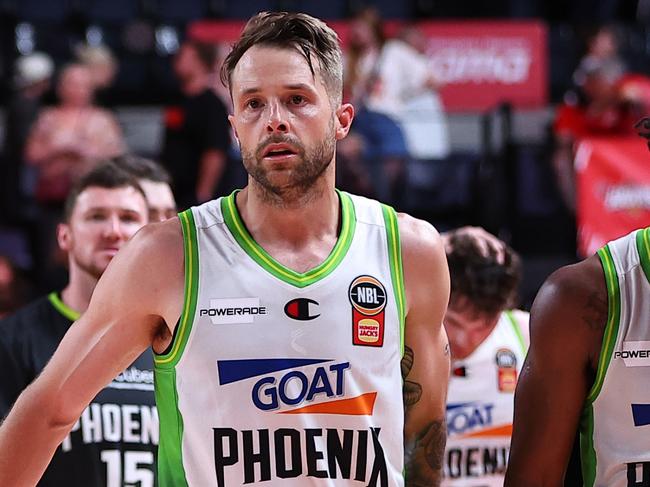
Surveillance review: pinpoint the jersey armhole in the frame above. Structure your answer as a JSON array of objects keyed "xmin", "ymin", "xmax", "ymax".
[
  {"xmin": 586, "ymin": 245, "xmax": 621, "ymax": 403},
  {"xmin": 381, "ymin": 204, "xmax": 406, "ymax": 357},
  {"xmin": 154, "ymin": 209, "xmax": 199, "ymax": 369},
  {"xmin": 504, "ymin": 310, "xmax": 527, "ymax": 356}
]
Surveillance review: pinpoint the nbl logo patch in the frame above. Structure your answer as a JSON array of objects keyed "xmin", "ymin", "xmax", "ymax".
[{"xmin": 348, "ymin": 275, "xmax": 386, "ymax": 347}]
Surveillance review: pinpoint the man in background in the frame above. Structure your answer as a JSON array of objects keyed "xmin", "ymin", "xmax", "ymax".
[
  {"xmin": 114, "ymin": 154, "xmax": 177, "ymax": 222},
  {"xmin": 0, "ymin": 159, "xmax": 175, "ymax": 486},
  {"xmin": 441, "ymin": 228, "xmax": 528, "ymax": 485},
  {"xmin": 162, "ymin": 39, "xmax": 231, "ymax": 208}
]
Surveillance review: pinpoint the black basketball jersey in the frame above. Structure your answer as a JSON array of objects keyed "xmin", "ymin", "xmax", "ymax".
[{"xmin": 0, "ymin": 292, "xmax": 158, "ymax": 487}]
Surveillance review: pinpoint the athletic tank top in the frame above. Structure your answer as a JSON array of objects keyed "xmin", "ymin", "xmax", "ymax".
[
  {"xmin": 443, "ymin": 311, "xmax": 527, "ymax": 486},
  {"xmin": 154, "ymin": 191, "xmax": 407, "ymax": 487},
  {"xmin": 581, "ymin": 227, "xmax": 650, "ymax": 486}
]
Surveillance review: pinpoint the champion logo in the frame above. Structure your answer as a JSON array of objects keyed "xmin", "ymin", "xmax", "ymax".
[{"xmin": 284, "ymin": 298, "xmax": 320, "ymax": 321}]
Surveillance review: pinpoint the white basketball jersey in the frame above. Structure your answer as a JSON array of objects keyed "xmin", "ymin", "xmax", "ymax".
[
  {"xmin": 443, "ymin": 311, "xmax": 527, "ymax": 486},
  {"xmin": 581, "ymin": 227, "xmax": 650, "ymax": 486},
  {"xmin": 154, "ymin": 191, "xmax": 407, "ymax": 487}
]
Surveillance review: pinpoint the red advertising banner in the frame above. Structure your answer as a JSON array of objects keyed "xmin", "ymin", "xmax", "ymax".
[
  {"xmin": 188, "ymin": 19, "xmax": 547, "ymax": 112},
  {"xmin": 418, "ymin": 21, "xmax": 548, "ymax": 111},
  {"xmin": 576, "ymin": 136, "xmax": 650, "ymax": 257}
]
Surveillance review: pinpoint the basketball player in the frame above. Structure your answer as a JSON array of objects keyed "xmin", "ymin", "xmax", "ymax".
[
  {"xmin": 0, "ymin": 161, "xmax": 157, "ymax": 486},
  {"xmin": 505, "ymin": 120, "xmax": 650, "ymax": 485},
  {"xmin": 113, "ymin": 154, "xmax": 177, "ymax": 222},
  {"xmin": 441, "ymin": 228, "xmax": 528, "ymax": 486},
  {"xmin": 0, "ymin": 12, "xmax": 450, "ymax": 487}
]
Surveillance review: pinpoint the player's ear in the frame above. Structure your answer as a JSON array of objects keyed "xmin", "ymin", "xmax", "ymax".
[
  {"xmin": 57, "ymin": 223, "xmax": 72, "ymax": 252},
  {"xmin": 228, "ymin": 114, "xmax": 240, "ymax": 143},
  {"xmin": 334, "ymin": 103, "xmax": 354, "ymax": 140}
]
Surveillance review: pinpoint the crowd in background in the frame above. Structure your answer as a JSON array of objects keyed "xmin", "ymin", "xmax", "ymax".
[{"xmin": 0, "ymin": 1, "xmax": 649, "ymax": 316}]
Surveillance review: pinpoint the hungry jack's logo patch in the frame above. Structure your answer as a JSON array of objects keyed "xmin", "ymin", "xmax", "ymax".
[{"xmin": 348, "ymin": 275, "xmax": 386, "ymax": 347}]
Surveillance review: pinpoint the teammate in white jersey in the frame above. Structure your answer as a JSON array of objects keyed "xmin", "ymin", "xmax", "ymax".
[
  {"xmin": 0, "ymin": 12, "xmax": 451, "ymax": 487},
  {"xmin": 506, "ymin": 119, "xmax": 650, "ymax": 486},
  {"xmin": 441, "ymin": 228, "xmax": 528, "ymax": 486}
]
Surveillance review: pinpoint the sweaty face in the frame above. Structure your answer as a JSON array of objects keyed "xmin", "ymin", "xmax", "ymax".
[
  {"xmin": 139, "ymin": 180, "xmax": 177, "ymax": 222},
  {"xmin": 59, "ymin": 186, "xmax": 148, "ymax": 279},
  {"xmin": 228, "ymin": 45, "xmax": 339, "ymax": 202}
]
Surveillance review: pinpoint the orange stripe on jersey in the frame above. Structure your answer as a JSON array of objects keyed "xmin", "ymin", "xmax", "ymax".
[
  {"xmin": 461, "ymin": 423, "xmax": 512, "ymax": 438},
  {"xmin": 280, "ymin": 392, "xmax": 377, "ymax": 415}
]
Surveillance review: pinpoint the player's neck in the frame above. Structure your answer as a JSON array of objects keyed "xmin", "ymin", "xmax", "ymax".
[
  {"xmin": 237, "ymin": 171, "xmax": 340, "ymax": 253},
  {"xmin": 60, "ymin": 268, "xmax": 99, "ymax": 315}
]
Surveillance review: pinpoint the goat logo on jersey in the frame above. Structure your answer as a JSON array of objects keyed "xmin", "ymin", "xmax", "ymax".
[
  {"xmin": 214, "ymin": 359, "xmax": 388, "ymax": 486},
  {"xmin": 348, "ymin": 275, "xmax": 386, "ymax": 347}
]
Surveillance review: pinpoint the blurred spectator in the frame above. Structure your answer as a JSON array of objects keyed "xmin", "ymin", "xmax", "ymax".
[
  {"xmin": 0, "ymin": 255, "xmax": 30, "ymax": 319},
  {"xmin": 344, "ymin": 7, "xmax": 385, "ymax": 105},
  {"xmin": 553, "ymin": 53, "xmax": 641, "ymax": 212},
  {"xmin": 572, "ymin": 26, "xmax": 626, "ymax": 92},
  {"xmin": 441, "ymin": 227, "xmax": 528, "ymax": 485},
  {"xmin": 113, "ymin": 154, "xmax": 177, "ymax": 222},
  {"xmin": 75, "ymin": 44, "xmax": 119, "ymax": 107},
  {"xmin": 162, "ymin": 40, "xmax": 231, "ymax": 209},
  {"xmin": 367, "ymin": 24, "xmax": 450, "ymax": 161},
  {"xmin": 1, "ymin": 52, "xmax": 54, "ymax": 223},
  {"xmin": 340, "ymin": 8, "xmax": 410, "ymax": 205},
  {"xmin": 25, "ymin": 63, "xmax": 125, "ymax": 207}
]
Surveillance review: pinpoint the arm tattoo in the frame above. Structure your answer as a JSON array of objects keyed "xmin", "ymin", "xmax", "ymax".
[
  {"xmin": 582, "ymin": 290, "xmax": 607, "ymax": 331},
  {"xmin": 405, "ymin": 419, "xmax": 446, "ymax": 487},
  {"xmin": 401, "ymin": 346, "xmax": 422, "ymax": 408}
]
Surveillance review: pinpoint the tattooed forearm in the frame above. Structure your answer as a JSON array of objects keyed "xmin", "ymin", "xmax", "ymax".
[
  {"xmin": 401, "ymin": 346, "xmax": 422, "ymax": 408},
  {"xmin": 405, "ymin": 419, "xmax": 446, "ymax": 487}
]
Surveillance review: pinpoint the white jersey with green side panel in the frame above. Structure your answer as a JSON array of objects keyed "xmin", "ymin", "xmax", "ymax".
[
  {"xmin": 581, "ymin": 227, "xmax": 650, "ymax": 486},
  {"xmin": 443, "ymin": 310, "xmax": 528, "ymax": 486},
  {"xmin": 154, "ymin": 190, "xmax": 407, "ymax": 487}
]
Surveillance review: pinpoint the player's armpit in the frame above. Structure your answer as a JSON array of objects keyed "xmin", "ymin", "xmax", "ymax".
[
  {"xmin": 0, "ymin": 220, "xmax": 184, "ymax": 486},
  {"xmin": 398, "ymin": 214, "xmax": 451, "ymax": 486},
  {"xmin": 505, "ymin": 255, "xmax": 606, "ymax": 486}
]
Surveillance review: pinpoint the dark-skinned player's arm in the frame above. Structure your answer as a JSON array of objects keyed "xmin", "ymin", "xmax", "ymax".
[
  {"xmin": 0, "ymin": 220, "xmax": 184, "ymax": 486},
  {"xmin": 505, "ymin": 255, "xmax": 606, "ymax": 486},
  {"xmin": 399, "ymin": 214, "xmax": 451, "ymax": 487}
]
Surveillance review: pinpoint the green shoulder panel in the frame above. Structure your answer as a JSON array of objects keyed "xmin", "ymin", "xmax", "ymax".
[
  {"xmin": 154, "ymin": 209, "xmax": 199, "ymax": 368},
  {"xmin": 381, "ymin": 204, "xmax": 406, "ymax": 356}
]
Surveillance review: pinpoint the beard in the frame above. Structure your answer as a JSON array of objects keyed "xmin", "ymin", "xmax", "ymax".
[{"xmin": 241, "ymin": 118, "xmax": 336, "ymax": 205}]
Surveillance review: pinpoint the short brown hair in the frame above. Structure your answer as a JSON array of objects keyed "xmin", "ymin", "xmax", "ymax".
[
  {"xmin": 111, "ymin": 154, "xmax": 172, "ymax": 185},
  {"xmin": 220, "ymin": 11, "xmax": 343, "ymax": 106},
  {"xmin": 446, "ymin": 230, "xmax": 522, "ymax": 317},
  {"xmin": 63, "ymin": 161, "xmax": 146, "ymax": 222}
]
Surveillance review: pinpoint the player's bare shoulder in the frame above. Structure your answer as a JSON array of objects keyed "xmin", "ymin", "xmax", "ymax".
[
  {"xmin": 396, "ymin": 213, "xmax": 443, "ymax": 257},
  {"xmin": 531, "ymin": 254, "xmax": 607, "ymax": 366}
]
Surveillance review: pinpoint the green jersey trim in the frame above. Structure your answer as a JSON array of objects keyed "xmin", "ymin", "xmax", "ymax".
[
  {"xmin": 155, "ymin": 209, "xmax": 199, "ymax": 367},
  {"xmin": 221, "ymin": 189, "xmax": 356, "ymax": 288},
  {"xmin": 579, "ymin": 403, "xmax": 597, "ymax": 487},
  {"xmin": 504, "ymin": 310, "xmax": 527, "ymax": 356},
  {"xmin": 587, "ymin": 245, "xmax": 621, "ymax": 403},
  {"xmin": 155, "ymin": 368, "xmax": 188, "ymax": 487},
  {"xmin": 580, "ymin": 245, "xmax": 621, "ymax": 486},
  {"xmin": 636, "ymin": 228, "xmax": 650, "ymax": 285},
  {"xmin": 381, "ymin": 204, "xmax": 406, "ymax": 356},
  {"xmin": 47, "ymin": 292, "xmax": 80, "ymax": 321}
]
